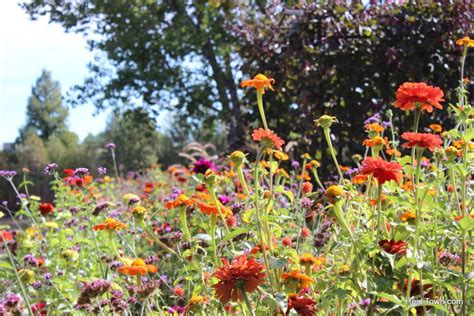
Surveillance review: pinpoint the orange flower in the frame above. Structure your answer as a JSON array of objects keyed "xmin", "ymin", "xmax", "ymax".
[
  {"xmin": 386, "ymin": 147, "xmax": 401, "ymax": 157},
  {"xmin": 401, "ymin": 132, "xmax": 443, "ymax": 152},
  {"xmin": 362, "ymin": 136, "xmax": 389, "ymax": 147},
  {"xmin": 429, "ymin": 124, "xmax": 442, "ymax": 133},
  {"xmin": 212, "ymin": 255, "xmax": 266, "ymax": 303},
  {"xmin": 393, "ymin": 82, "xmax": 444, "ymax": 112},
  {"xmin": 165, "ymin": 194, "xmax": 193, "ymax": 210},
  {"xmin": 281, "ymin": 270, "xmax": 314, "ymax": 289},
  {"xmin": 196, "ymin": 200, "xmax": 232, "ymax": 218},
  {"xmin": 456, "ymin": 36, "xmax": 474, "ymax": 47},
  {"xmin": 299, "ymin": 253, "xmax": 324, "ymax": 268},
  {"xmin": 240, "ymin": 74, "xmax": 275, "ymax": 94},
  {"xmin": 365, "ymin": 123, "xmax": 385, "ymax": 133},
  {"xmin": 93, "ymin": 218, "xmax": 127, "ymax": 231},
  {"xmin": 400, "ymin": 211, "xmax": 416, "ymax": 222},
  {"xmin": 252, "ymin": 128, "xmax": 285, "ymax": 151},
  {"xmin": 352, "ymin": 174, "xmax": 368, "ymax": 184},
  {"xmin": 403, "ymin": 181, "xmax": 413, "ymax": 191},
  {"xmin": 118, "ymin": 258, "xmax": 158, "ymax": 276}
]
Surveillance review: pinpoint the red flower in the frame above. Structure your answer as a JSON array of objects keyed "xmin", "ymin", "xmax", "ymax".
[
  {"xmin": 287, "ymin": 293, "xmax": 317, "ymax": 316},
  {"xmin": 359, "ymin": 157, "xmax": 403, "ymax": 185},
  {"xmin": 401, "ymin": 132, "xmax": 443, "ymax": 152},
  {"xmin": 39, "ymin": 203, "xmax": 54, "ymax": 216},
  {"xmin": 282, "ymin": 237, "xmax": 292, "ymax": 247},
  {"xmin": 379, "ymin": 239, "xmax": 407, "ymax": 255},
  {"xmin": 393, "ymin": 82, "xmax": 444, "ymax": 112},
  {"xmin": 0, "ymin": 230, "xmax": 13, "ymax": 243},
  {"xmin": 212, "ymin": 255, "xmax": 266, "ymax": 303},
  {"xmin": 252, "ymin": 128, "xmax": 285, "ymax": 151},
  {"xmin": 31, "ymin": 302, "xmax": 47, "ymax": 316},
  {"xmin": 173, "ymin": 286, "xmax": 185, "ymax": 297},
  {"xmin": 302, "ymin": 182, "xmax": 313, "ymax": 194},
  {"xmin": 63, "ymin": 169, "xmax": 74, "ymax": 177}
]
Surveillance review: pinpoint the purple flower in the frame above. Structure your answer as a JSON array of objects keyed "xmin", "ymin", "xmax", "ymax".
[
  {"xmin": 74, "ymin": 168, "xmax": 89, "ymax": 177},
  {"xmin": 33, "ymin": 281, "xmax": 42, "ymax": 289},
  {"xmin": 43, "ymin": 273, "xmax": 52, "ymax": 281},
  {"xmin": 0, "ymin": 170, "xmax": 17, "ymax": 180},
  {"xmin": 98, "ymin": 167, "xmax": 107, "ymax": 175},
  {"xmin": 364, "ymin": 112, "xmax": 381, "ymax": 125},
  {"xmin": 43, "ymin": 163, "xmax": 58, "ymax": 175},
  {"xmin": 23, "ymin": 254, "xmax": 39, "ymax": 267},
  {"xmin": 218, "ymin": 195, "xmax": 232, "ymax": 205},
  {"xmin": 291, "ymin": 160, "xmax": 300, "ymax": 169},
  {"xmin": 191, "ymin": 158, "xmax": 217, "ymax": 174},
  {"xmin": 348, "ymin": 302, "xmax": 357, "ymax": 310},
  {"xmin": 105, "ymin": 143, "xmax": 116, "ymax": 149},
  {"xmin": 359, "ymin": 298, "xmax": 371, "ymax": 308},
  {"xmin": 301, "ymin": 197, "xmax": 314, "ymax": 209}
]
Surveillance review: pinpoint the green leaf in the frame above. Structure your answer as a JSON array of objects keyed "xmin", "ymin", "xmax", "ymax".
[
  {"xmin": 268, "ymin": 256, "xmax": 287, "ymax": 269},
  {"xmin": 376, "ymin": 292, "xmax": 402, "ymax": 305},
  {"xmin": 221, "ymin": 227, "xmax": 250, "ymax": 242},
  {"xmin": 0, "ymin": 261, "xmax": 14, "ymax": 270},
  {"xmin": 458, "ymin": 216, "xmax": 474, "ymax": 231}
]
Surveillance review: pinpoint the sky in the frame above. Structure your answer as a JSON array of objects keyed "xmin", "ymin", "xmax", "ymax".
[{"xmin": 0, "ymin": 1, "xmax": 110, "ymax": 145}]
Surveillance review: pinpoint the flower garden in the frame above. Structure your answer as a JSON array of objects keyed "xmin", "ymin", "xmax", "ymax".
[{"xmin": 0, "ymin": 38, "xmax": 473, "ymax": 316}]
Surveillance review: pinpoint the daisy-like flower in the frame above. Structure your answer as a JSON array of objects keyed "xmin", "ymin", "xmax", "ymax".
[
  {"xmin": 393, "ymin": 82, "xmax": 444, "ymax": 112},
  {"xmin": 456, "ymin": 36, "xmax": 474, "ymax": 47},
  {"xmin": 165, "ymin": 194, "xmax": 193, "ymax": 210},
  {"xmin": 117, "ymin": 258, "xmax": 158, "ymax": 276},
  {"xmin": 429, "ymin": 123, "xmax": 442, "ymax": 133},
  {"xmin": 401, "ymin": 132, "xmax": 443, "ymax": 152},
  {"xmin": 324, "ymin": 185, "xmax": 344, "ymax": 203},
  {"xmin": 379, "ymin": 239, "xmax": 407, "ymax": 255},
  {"xmin": 192, "ymin": 158, "xmax": 218, "ymax": 174},
  {"xmin": 359, "ymin": 157, "xmax": 403, "ymax": 184},
  {"xmin": 39, "ymin": 203, "xmax": 54, "ymax": 216},
  {"xmin": 287, "ymin": 293, "xmax": 317, "ymax": 316},
  {"xmin": 252, "ymin": 128, "xmax": 285, "ymax": 151},
  {"xmin": 240, "ymin": 74, "xmax": 275, "ymax": 94},
  {"xmin": 365, "ymin": 123, "xmax": 385, "ymax": 133},
  {"xmin": 212, "ymin": 255, "xmax": 266, "ymax": 303},
  {"xmin": 196, "ymin": 200, "xmax": 232, "ymax": 218},
  {"xmin": 281, "ymin": 270, "xmax": 314, "ymax": 290},
  {"xmin": 400, "ymin": 211, "xmax": 416, "ymax": 222},
  {"xmin": 362, "ymin": 136, "xmax": 389, "ymax": 148},
  {"xmin": 93, "ymin": 218, "xmax": 127, "ymax": 231}
]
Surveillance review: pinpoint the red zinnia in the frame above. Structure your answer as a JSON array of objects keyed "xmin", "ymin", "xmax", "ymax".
[
  {"xmin": 252, "ymin": 128, "xmax": 285, "ymax": 151},
  {"xmin": 359, "ymin": 157, "xmax": 403, "ymax": 184},
  {"xmin": 63, "ymin": 169, "xmax": 74, "ymax": 177},
  {"xmin": 39, "ymin": 203, "xmax": 54, "ymax": 216},
  {"xmin": 379, "ymin": 239, "xmax": 407, "ymax": 255},
  {"xmin": 212, "ymin": 255, "xmax": 266, "ymax": 303},
  {"xmin": 287, "ymin": 293, "xmax": 317, "ymax": 316},
  {"xmin": 401, "ymin": 132, "xmax": 443, "ymax": 152},
  {"xmin": 0, "ymin": 230, "xmax": 13, "ymax": 243},
  {"xmin": 393, "ymin": 82, "xmax": 444, "ymax": 112}
]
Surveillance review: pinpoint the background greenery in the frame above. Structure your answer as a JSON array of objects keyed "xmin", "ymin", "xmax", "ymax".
[{"xmin": 1, "ymin": 0, "xmax": 473, "ymax": 204}]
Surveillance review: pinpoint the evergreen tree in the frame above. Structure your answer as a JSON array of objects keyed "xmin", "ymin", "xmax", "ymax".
[{"xmin": 19, "ymin": 69, "xmax": 68, "ymax": 141}]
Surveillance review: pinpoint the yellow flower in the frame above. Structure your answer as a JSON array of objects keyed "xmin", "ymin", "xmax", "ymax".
[
  {"xmin": 273, "ymin": 150, "xmax": 289, "ymax": 161},
  {"xmin": 43, "ymin": 222, "xmax": 59, "ymax": 229},
  {"xmin": 240, "ymin": 74, "xmax": 275, "ymax": 94},
  {"xmin": 324, "ymin": 185, "xmax": 344, "ymax": 200},
  {"xmin": 456, "ymin": 36, "xmax": 474, "ymax": 47},
  {"xmin": 122, "ymin": 193, "xmax": 140, "ymax": 206}
]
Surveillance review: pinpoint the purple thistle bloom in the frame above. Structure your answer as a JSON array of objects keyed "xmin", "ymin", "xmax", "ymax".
[
  {"xmin": 43, "ymin": 273, "xmax": 52, "ymax": 281},
  {"xmin": 359, "ymin": 298, "xmax": 371, "ymax": 308},
  {"xmin": 0, "ymin": 170, "xmax": 17, "ymax": 180},
  {"xmin": 74, "ymin": 168, "xmax": 89, "ymax": 177},
  {"xmin": 43, "ymin": 163, "xmax": 58, "ymax": 175},
  {"xmin": 191, "ymin": 158, "xmax": 217, "ymax": 174},
  {"xmin": 218, "ymin": 195, "xmax": 232, "ymax": 205},
  {"xmin": 98, "ymin": 166, "xmax": 107, "ymax": 175},
  {"xmin": 105, "ymin": 143, "xmax": 116, "ymax": 149}
]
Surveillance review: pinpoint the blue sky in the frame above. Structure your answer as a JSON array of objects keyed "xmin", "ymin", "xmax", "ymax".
[{"xmin": 0, "ymin": 1, "xmax": 110, "ymax": 144}]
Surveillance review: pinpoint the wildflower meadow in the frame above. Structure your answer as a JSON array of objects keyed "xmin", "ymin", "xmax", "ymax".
[{"xmin": 1, "ymin": 15, "xmax": 474, "ymax": 316}]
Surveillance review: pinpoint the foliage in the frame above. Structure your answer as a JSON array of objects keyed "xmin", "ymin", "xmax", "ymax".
[
  {"xmin": 19, "ymin": 69, "xmax": 69, "ymax": 141},
  {"xmin": 0, "ymin": 42, "xmax": 473, "ymax": 315}
]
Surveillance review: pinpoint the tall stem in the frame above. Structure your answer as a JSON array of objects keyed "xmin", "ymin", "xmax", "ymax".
[
  {"xmin": 256, "ymin": 91, "xmax": 269, "ymax": 130},
  {"xmin": 210, "ymin": 214, "xmax": 219, "ymax": 266},
  {"xmin": 323, "ymin": 128, "xmax": 344, "ymax": 183}
]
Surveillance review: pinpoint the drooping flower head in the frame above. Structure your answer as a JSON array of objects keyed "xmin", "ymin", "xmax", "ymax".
[
  {"xmin": 212, "ymin": 255, "xmax": 266, "ymax": 303},
  {"xmin": 401, "ymin": 132, "xmax": 443, "ymax": 152},
  {"xmin": 393, "ymin": 82, "xmax": 444, "ymax": 112},
  {"xmin": 240, "ymin": 74, "xmax": 275, "ymax": 94},
  {"xmin": 359, "ymin": 157, "xmax": 403, "ymax": 184},
  {"xmin": 252, "ymin": 128, "xmax": 285, "ymax": 151},
  {"xmin": 117, "ymin": 258, "xmax": 158, "ymax": 276}
]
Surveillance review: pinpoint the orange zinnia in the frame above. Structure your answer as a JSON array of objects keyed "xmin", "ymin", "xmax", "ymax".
[
  {"xmin": 118, "ymin": 258, "xmax": 158, "ymax": 276},
  {"xmin": 393, "ymin": 82, "xmax": 444, "ymax": 112},
  {"xmin": 165, "ymin": 194, "xmax": 193, "ymax": 210},
  {"xmin": 456, "ymin": 36, "xmax": 474, "ymax": 47},
  {"xmin": 362, "ymin": 136, "xmax": 389, "ymax": 147},
  {"xmin": 401, "ymin": 132, "xmax": 443, "ymax": 152},
  {"xmin": 281, "ymin": 270, "xmax": 314, "ymax": 289},
  {"xmin": 93, "ymin": 218, "xmax": 127, "ymax": 231},
  {"xmin": 212, "ymin": 255, "xmax": 266, "ymax": 303},
  {"xmin": 240, "ymin": 74, "xmax": 275, "ymax": 94},
  {"xmin": 196, "ymin": 200, "xmax": 232, "ymax": 218},
  {"xmin": 252, "ymin": 128, "xmax": 285, "ymax": 151},
  {"xmin": 365, "ymin": 123, "xmax": 385, "ymax": 133}
]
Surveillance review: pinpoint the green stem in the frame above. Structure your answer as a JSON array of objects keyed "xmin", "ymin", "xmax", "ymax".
[
  {"xmin": 179, "ymin": 207, "xmax": 191, "ymax": 241},
  {"xmin": 240, "ymin": 289, "xmax": 256, "ymax": 316},
  {"xmin": 237, "ymin": 166, "xmax": 250, "ymax": 197},
  {"xmin": 210, "ymin": 214, "xmax": 219, "ymax": 266},
  {"xmin": 323, "ymin": 128, "xmax": 344, "ymax": 183},
  {"xmin": 256, "ymin": 91, "xmax": 269, "ymax": 130}
]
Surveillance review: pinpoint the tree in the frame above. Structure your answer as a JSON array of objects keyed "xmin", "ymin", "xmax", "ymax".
[
  {"xmin": 19, "ymin": 69, "xmax": 68, "ymax": 141},
  {"xmin": 16, "ymin": 128, "xmax": 49, "ymax": 172},
  {"xmin": 21, "ymin": 0, "xmax": 245, "ymax": 148}
]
